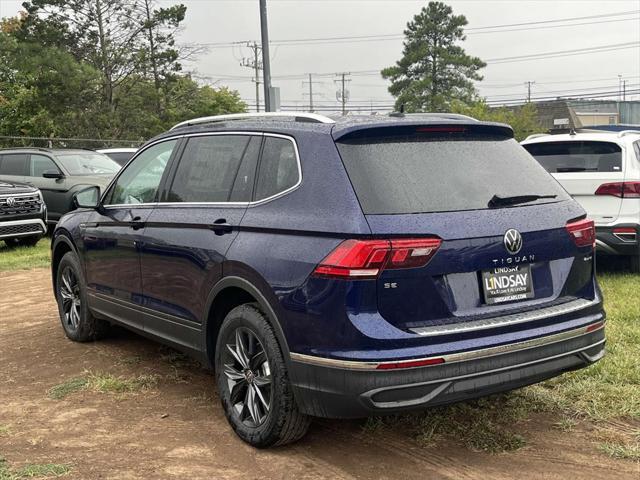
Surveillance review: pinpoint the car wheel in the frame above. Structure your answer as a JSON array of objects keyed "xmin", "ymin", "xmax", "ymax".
[
  {"xmin": 630, "ymin": 254, "xmax": 640, "ymax": 274},
  {"xmin": 4, "ymin": 235, "xmax": 41, "ymax": 248},
  {"xmin": 55, "ymin": 251, "xmax": 110, "ymax": 342},
  {"xmin": 215, "ymin": 304, "xmax": 310, "ymax": 447}
]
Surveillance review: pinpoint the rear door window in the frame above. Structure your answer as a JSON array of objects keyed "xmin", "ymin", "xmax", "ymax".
[
  {"xmin": 167, "ymin": 135, "xmax": 252, "ymax": 203},
  {"xmin": 30, "ymin": 154, "xmax": 60, "ymax": 177},
  {"xmin": 523, "ymin": 141, "xmax": 622, "ymax": 173},
  {"xmin": 337, "ymin": 133, "xmax": 568, "ymax": 215},
  {"xmin": 0, "ymin": 153, "xmax": 29, "ymax": 176},
  {"xmin": 254, "ymin": 136, "xmax": 299, "ymax": 201}
]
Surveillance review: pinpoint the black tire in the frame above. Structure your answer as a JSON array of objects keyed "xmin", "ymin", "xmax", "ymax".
[
  {"xmin": 630, "ymin": 254, "xmax": 640, "ymax": 274},
  {"xmin": 55, "ymin": 251, "xmax": 110, "ymax": 342},
  {"xmin": 4, "ymin": 235, "xmax": 42, "ymax": 248},
  {"xmin": 215, "ymin": 304, "xmax": 310, "ymax": 448}
]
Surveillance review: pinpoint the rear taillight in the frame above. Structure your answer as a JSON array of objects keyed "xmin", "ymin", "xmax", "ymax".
[
  {"xmin": 595, "ymin": 181, "xmax": 640, "ymax": 198},
  {"xmin": 313, "ymin": 238, "xmax": 441, "ymax": 279},
  {"xmin": 566, "ymin": 219, "xmax": 596, "ymax": 248}
]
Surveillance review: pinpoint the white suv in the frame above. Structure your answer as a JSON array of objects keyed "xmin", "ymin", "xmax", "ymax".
[{"xmin": 522, "ymin": 130, "xmax": 640, "ymax": 272}]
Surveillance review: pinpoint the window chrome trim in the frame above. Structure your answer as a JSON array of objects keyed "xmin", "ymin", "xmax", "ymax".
[{"xmin": 103, "ymin": 131, "xmax": 303, "ymax": 209}]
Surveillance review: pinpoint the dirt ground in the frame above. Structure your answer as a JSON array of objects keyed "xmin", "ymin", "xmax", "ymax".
[{"xmin": 1, "ymin": 268, "xmax": 638, "ymax": 480}]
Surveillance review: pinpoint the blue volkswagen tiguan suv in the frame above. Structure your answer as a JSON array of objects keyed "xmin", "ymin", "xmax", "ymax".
[{"xmin": 51, "ymin": 112, "xmax": 606, "ymax": 447}]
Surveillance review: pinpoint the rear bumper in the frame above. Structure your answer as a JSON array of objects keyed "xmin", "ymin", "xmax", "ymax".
[
  {"xmin": 596, "ymin": 224, "xmax": 639, "ymax": 256},
  {"xmin": 289, "ymin": 322, "xmax": 605, "ymax": 418}
]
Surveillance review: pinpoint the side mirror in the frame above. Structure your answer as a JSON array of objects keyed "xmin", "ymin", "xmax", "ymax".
[
  {"xmin": 42, "ymin": 170, "xmax": 64, "ymax": 179},
  {"xmin": 75, "ymin": 186, "xmax": 101, "ymax": 209}
]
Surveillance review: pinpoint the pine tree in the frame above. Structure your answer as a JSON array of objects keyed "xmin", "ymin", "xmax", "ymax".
[{"xmin": 382, "ymin": 1, "xmax": 486, "ymax": 112}]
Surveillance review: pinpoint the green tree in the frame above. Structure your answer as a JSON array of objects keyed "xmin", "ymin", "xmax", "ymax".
[
  {"xmin": 452, "ymin": 101, "xmax": 543, "ymax": 141},
  {"xmin": 20, "ymin": 0, "xmax": 188, "ymax": 111},
  {"xmin": 382, "ymin": 1, "xmax": 485, "ymax": 112}
]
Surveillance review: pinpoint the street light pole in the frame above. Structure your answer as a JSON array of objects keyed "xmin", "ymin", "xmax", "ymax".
[{"xmin": 259, "ymin": 0, "xmax": 272, "ymax": 111}]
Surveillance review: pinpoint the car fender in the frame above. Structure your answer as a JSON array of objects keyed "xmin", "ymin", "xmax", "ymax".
[{"xmin": 203, "ymin": 270, "xmax": 292, "ymax": 369}]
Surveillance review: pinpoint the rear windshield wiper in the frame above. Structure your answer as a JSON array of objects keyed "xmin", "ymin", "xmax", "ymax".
[{"xmin": 488, "ymin": 194, "xmax": 557, "ymax": 208}]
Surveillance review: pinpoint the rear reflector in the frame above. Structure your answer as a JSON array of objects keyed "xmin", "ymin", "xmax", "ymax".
[
  {"xmin": 613, "ymin": 227, "xmax": 636, "ymax": 234},
  {"xmin": 595, "ymin": 181, "xmax": 640, "ymax": 198},
  {"xmin": 376, "ymin": 357, "xmax": 445, "ymax": 370},
  {"xmin": 313, "ymin": 238, "xmax": 441, "ymax": 279},
  {"xmin": 586, "ymin": 321, "xmax": 605, "ymax": 333},
  {"xmin": 566, "ymin": 219, "xmax": 596, "ymax": 248}
]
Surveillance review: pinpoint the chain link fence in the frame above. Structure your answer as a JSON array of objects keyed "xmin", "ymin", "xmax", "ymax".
[{"xmin": 0, "ymin": 135, "xmax": 142, "ymax": 150}]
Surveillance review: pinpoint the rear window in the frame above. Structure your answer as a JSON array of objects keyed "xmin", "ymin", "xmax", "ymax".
[
  {"xmin": 337, "ymin": 134, "xmax": 569, "ymax": 215},
  {"xmin": 523, "ymin": 141, "xmax": 622, "ymax": 173}
]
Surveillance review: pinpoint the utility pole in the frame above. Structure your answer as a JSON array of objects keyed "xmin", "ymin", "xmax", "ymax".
[
  {"xmin": 302, "ymin": 74, "xmax": 314, "ymax": 112},
  {"xmin": 525, "ymin": 81, "xmax": 535, "ymax": 103},
  {"xmin": 623, "ymin": 79, "xmax": 627, "ymax": 101},
  {"xmin": 259, "ymin": 0, "xmax": 273, "ymax": 111},
  {"xmin": 618, "ymin": 74, "xmax": 622, "ymax": 101},
  {"xmin": 241, "ymin": 42, "xmax": 262, "ymax": 112},
  {"xmin": 335, "ymin": 72, "xmax": 351, "ymax": 115}
]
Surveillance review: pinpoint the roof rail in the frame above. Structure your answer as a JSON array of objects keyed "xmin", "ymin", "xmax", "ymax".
[
  {"xmin": 170, "ymin": 112, "xmax": 335, "ymax": 131},
  {"xmin": 0, "ymin": 146, "xmax": 52, "ymax": 152},
  {"xmin": 617, "ymin": 130, "xmax": 640, "ymax": 138},
  {"xmin": 524, "ymin": 133, "xmax": 549, "ymax": 141}
]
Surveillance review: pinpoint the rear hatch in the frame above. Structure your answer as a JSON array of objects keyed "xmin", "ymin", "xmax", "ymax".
[
  {"xmin": 522, "ymin": 140, "xmax": 624, "ymax": 224},
  {"xmin": 334, "ymin": 123, "xmax": 594, "ymax": 331}
]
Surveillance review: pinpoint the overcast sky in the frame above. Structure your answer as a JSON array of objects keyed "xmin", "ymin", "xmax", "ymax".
[{"xmin": 1, "ymin": 0, "xmax": 639, "ymax": 113}]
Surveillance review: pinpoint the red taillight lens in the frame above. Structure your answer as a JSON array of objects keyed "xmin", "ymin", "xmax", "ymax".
[
  {"xmin": 595, "ymin": 181, "xmax": 640, "ymax": 198},
  {"xmin": 416, "ymin": 126, "xmax": 466, "ymax": 134},
  {"xmin": 566, "ymin": 219, "xmax": 596, "ymax": 248},
  {"xmin": 376, "ymin": 357, "xmax": 445, "ymax": 370},
  {"xmin": 313, "ymin": 238, "xmax": 441, "ymax": 279}
]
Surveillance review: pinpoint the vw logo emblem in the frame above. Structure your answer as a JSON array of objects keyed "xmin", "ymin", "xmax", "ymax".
[
  {"xmin": 6, "ymin": 197, "xmax": 16, "ymax": 207},
  {"xmin": 504, "ymin": 229, "xmax": 523, "ymax": 255}
]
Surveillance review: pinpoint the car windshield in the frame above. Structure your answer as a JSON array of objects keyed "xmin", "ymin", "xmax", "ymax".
[
  {"xmin": 522, "ymin": 141, "xmax": 622, "ymax": 173},
  {"xmin": 56, "ymin": 153, "xmax": 121, "ymax": 175},
  {"xmin": 337, "ymin": 133, "xmax": 569, "ymax": 215}
]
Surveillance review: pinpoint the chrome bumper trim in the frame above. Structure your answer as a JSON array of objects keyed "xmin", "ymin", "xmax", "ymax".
[
  {"xmin": 290, "ymin": 321, "xmax": 605, "ymax": 371},
  {"xmin": 409, "ymin": 298, "xmax": 597, "ymax": 337}
]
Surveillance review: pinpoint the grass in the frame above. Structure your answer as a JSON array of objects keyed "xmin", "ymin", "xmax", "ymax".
[
  {"xmin": 599, "ymin": 440, "xmax": 640, "ymax": 461},
  {"xmin": 0, "ymin": 458, "xmax": 70, "ymax": 479},
  {"xmin": 0, "ymin": 426, "xmax": 9, "ymax": 436},
  {"xmin": 47, "ymin": 378, "xmax": 88, "ymax": 400},
  {"xmin": 0, "ymin": 239, "xmax": 50, "ymax": 271},
  {"xmin": 48, "ymin": 372, "xmax": 158, "ymax": 400}
]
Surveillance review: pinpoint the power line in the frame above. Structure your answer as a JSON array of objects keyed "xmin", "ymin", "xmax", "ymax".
[{"xmin": 198, "ymin": 10, "xmax": 640, "ymax": 48}]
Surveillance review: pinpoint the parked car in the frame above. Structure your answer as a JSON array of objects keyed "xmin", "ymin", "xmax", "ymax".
[
  {"xmin": 522, "ymin": 130, "xmax": 640, "ymax": 272},
  {"xmin": 97, "ymin": 148, "xmax": 138, "ymax": 166},
  {"xmin": 0, "ymin": 148, "xmax": 121, "ymax": 224},
  {"xmin": 51, "ymin": 112, "xmax": 606, "ymax": 448},
  {"xmin": 0, "ymin": 180, "xmax": 47, "ymax": 247}
]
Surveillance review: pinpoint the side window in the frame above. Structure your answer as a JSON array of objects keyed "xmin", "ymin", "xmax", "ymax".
[
  {"xmin": 254, "ymin": 137, "xmax": 299, "ymax": 201},
  {"xmin": 0, "ymin": 153, "xmax": 29, "ymax": 176},
  {"xmin": 30, "ymin": 154, "xmax": 59, "ymax": 177},
  {"xmin": 167, "ymin": 135, "xmax": 251, "ymax": 203},
  {"xmin": 106, "ymin": 140, "xmax": 176, "ymax": 205}
]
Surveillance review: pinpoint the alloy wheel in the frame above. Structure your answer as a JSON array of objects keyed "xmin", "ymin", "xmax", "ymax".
[
  {"xmin": 222, "ymin": 327, "xmax": 273, "ymax": 427},
  {"xmin": 59, "ymin": 266, "xmax": 81, "ymax": 330}
]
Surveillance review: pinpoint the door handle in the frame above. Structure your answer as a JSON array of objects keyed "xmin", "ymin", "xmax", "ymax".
[{"xmin": 211, "ymin": 218, "xmax": 233, "ymax": 235}]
